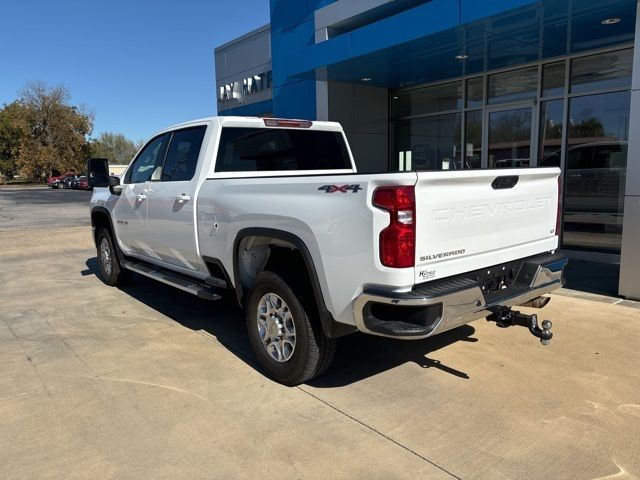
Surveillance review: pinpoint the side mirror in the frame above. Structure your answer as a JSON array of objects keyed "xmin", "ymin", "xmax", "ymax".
[
  {"xmin": 87, "ymin": 157, "xmax": 109, "ymax": 188},
  {"xmin": 108, "ymin": 175, "xmax": 123, "ymax": 195}
]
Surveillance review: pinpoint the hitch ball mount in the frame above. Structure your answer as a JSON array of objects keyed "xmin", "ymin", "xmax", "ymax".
[{"xmin": 487, "ymin": 306, "xmax": 553, "ymax": 345}]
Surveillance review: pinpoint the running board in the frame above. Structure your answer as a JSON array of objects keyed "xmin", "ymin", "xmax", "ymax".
[{"xmin": 122, "ymin": 261, "xmax": 222, "ymax": 300}]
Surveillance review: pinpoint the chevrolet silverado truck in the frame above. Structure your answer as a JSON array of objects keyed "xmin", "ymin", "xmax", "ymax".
[{"xmin": 88, "ymin": 116, "xmax": 568, "ymax": 386}]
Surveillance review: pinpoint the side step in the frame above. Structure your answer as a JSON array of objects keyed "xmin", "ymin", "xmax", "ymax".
[{"xmin": 122, "ymin": 261, "xmax": 222, "ymax": 301}]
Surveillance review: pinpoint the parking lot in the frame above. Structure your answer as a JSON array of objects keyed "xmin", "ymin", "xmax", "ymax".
[{"xmin": 1, "ymin": 186, "xmax": 640, "ymax": 479}]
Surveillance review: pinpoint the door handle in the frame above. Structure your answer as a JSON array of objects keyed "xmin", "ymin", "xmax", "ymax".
[
  {"xmin": 136, "ymin": 193, "xmax": 147, "ymax": 201},
  {"xmin": 176, "ymin": 193, "xmax": 191, "ymax": 203}
]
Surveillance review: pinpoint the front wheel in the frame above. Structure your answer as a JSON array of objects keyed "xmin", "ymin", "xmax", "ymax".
[
  {"xmin": 246, "ymin": 271, "xmax": 336, "ymax": 386},
  {"xmin": 96, "ymin": 228, "xmax": 129, "ymax": 286}
]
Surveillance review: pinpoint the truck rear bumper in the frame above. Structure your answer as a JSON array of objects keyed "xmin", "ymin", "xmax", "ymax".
[{"xmin": 353, "ymin": 253, "xmax": 568, "ymax": 340}]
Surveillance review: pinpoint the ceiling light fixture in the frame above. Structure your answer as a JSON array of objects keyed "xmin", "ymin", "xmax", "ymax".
[
  {"xmin": 601, "ymin": 17, "xmax": 621, "ymax": 25},
  {"xmin": 454, "ymin": 54, "xmax": 469, "ymax": 61},
  {"xmin": 360, "ymin": 77, "xmax": 372, "ymax": 82}
]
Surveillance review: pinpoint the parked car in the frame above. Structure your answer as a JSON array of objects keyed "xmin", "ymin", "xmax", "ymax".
[
  {"xmin": 47, "ymin": 174, "xmax": 62, "ymax": 188},
  {"xmin": 61, "ymin": 174, "xmax": 79, "ymax": 189},
  {"xmin": 47, "ymin": 172, "xmax": 74, "ymax": 188},
  {"xmin": 89, "ymin": 116, "xmax": 566, "ymax": 386},
  {"xmin": 76, "ymin": 176, "xmax": 90, "ymax": 190}
]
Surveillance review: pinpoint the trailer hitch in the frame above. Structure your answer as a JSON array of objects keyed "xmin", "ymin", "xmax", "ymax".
[{"xmin": 487, "ymin": 306, "xmax": 553, "ymax": 345}]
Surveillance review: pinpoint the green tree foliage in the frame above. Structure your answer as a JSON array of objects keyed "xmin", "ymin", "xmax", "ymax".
[
  {"xmin": 90, "ymin": 132, "xmax": 142, "ymax": 165},
  {"xmin": 0, "ymin": 102, "xmax": 28, "ymax": 182},
  {"xmin": 0, "ymin": 81, "xmax": 94, "ymax": 181}
]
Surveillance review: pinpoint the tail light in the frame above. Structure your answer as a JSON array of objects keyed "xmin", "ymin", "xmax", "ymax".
[
  {"xmin": 373, "ymin": 186, "xmax": 416, "ymax": 268},
  {"xmin": 556, "ymin": 175, "xmax": 563, "ymax": 235}
]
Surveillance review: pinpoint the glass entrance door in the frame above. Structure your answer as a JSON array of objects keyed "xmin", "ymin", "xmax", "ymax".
[{"xmin": 486, "ymin": 106, "xmax": 533, "ymax": 168}]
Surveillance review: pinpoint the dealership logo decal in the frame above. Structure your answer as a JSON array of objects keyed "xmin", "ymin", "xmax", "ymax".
[
  {"xmin": 419, "ymin": 269, "xmax": 436, "ymax": 280},
  {"xmin": 318, "ymin": 184, "xmax": 362, "ymax": 193}
]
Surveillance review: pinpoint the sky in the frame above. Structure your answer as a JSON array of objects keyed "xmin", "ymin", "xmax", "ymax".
[{"xmin": 0, "ymin": 0, "xmax": 270, "ymax": 142}]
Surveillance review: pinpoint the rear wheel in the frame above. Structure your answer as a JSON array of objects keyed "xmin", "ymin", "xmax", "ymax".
[
  {"xmin": 96, "ymin": 228, "xmax": 129, "ymax": 286},
  {"xmin": 246, "ymin": 271, "xmax": 336, "ymax": 386}
]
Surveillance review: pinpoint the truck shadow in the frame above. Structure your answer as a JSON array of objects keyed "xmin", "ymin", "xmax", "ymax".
[{"xmin": 83, "ymin": 258, "xmax": 475, "ymax": 387}]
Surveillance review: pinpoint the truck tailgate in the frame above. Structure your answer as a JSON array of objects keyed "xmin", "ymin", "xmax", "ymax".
[{"xmin": 414, "ymin": 168, "xmax": 560, "ymax": 284}]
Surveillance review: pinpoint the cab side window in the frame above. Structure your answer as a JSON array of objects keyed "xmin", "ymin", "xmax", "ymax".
[
  {"xmin": 161, "ymin": 126, "xmax": 207, "ymax": 182},
  {"xmin": 126, "ymin": 134, "xmax": 168, "ymax": 184}
]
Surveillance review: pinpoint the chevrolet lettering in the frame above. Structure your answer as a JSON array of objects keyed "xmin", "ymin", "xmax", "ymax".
[{"xmin": 432, "ymin": 197, "xmax": 553, "ymax": 223}]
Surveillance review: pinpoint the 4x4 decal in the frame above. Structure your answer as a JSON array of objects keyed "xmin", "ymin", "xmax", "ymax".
[{"xmin": 318, "ymin": 184, "xmax": 362, "ymax": 193}]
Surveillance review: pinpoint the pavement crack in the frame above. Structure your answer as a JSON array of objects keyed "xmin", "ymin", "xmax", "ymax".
[
  {"xmin": 25, "ymin": 355, "xmax": 53, "ymax": 399},
  {"xmin": 90, "ymin": 376, "xmax": 212, "ymax": 404},
  {"xmin": 2, "ymin": 316, "xmax": 53, "ymax": 399},
  {"xmin": 61, "ymin": 339, "xmax": 91, "ymax": 369},
  {"xmin": 297, "ymin": 386, "xmax": 462, "ymax": 480},
  {"xmin": 0, "ymin": 392, "xmax": 29, "ymax": 401}
]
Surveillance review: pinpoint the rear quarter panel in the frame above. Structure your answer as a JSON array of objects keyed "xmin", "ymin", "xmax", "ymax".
[{"xmin": 196, "ymin": 173, "xmax": 417, "ymax": 326}]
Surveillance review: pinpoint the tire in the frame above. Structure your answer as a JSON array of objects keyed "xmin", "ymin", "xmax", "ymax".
[
  {"xmin": 96, "ymin": 227, "xmax": 129, "ymax": 286},
  {"xmin": 246, "ymin": 271, "xmax": 336, "ymax": 386}
]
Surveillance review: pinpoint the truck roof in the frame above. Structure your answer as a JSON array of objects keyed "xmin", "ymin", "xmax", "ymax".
[{"xmin": 159, "ymin": 116, "xmax": 343, "ymax": 134}]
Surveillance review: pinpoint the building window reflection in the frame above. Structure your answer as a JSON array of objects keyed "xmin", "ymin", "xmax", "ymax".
[
  {"xmin": 539, "ymin": 100, "xmax": 564, "ymax": 166},
  {"xmin": 389, "ymin": 47, "xmax": 632, "ymax": 255},
  {"xmin": 562, "ymin": 91, "xmax": 630, "ymax": 253},
  {"xmin": 392, "ymin": 114, "xmax": 461, "ymax": 171}
]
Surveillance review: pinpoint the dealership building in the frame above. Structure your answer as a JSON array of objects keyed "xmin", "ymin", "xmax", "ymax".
[{"xmin": 215, "ymin": 0, "xmax": 640, "ymax": 299}]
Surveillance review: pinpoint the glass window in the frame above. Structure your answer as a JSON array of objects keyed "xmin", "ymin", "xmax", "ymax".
[
  {"xmin": 488, "ymin": 66, "xmax": 537, "ymax": 104},
  {"xmin": 391, "ymin": 82, "xmax": 462, "ymax": 118},
  {"xmin": 538, "ymin": 100, "xmax": 564, "ymax": 166},
  {"xmin": 126, "ymin": 135, "xmax": 167, "ymax": 184},
  {"xmin": 392, "ymin": 114, "xmax": 461, "ymax": 171},
  {"xmin": 466, "ymin": 77, "xmax": 483, "ymax": 108},
  {"xmin": 464, "ymin": 110, "xmax": 482, "ymax": 168},
  {"xmin": 487, "ymin": 107, "xmax": 532, "ymax": 168},
  {"xmin": 215, "ymin": 128, "xmax": 351, "ymax": 172},
  {"xmin": 562, "ymin": 91, "xmax": 630, "ymax": 253},
  {"xmin": 162, "ymin": 126, "xmax": 207, "ymax": 182},
  {"xmin": 570, "ymin": 49, "xmax": 633, "ymax": 94},
  {"xmin": 542, "ymin": 61, "xmax": 566, "ymax": 97}
]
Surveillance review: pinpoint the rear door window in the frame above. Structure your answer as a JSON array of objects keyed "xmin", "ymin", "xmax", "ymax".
[
  {"xmin": 161, "ymin": 126, "xmax": 207, "ymax": 182},
  {"xmin": 214, "ymin": 127, "xmax": 351, "ymax": 172}
]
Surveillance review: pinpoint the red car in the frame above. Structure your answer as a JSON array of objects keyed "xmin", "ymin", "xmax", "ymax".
[
  {"xmin": 77, "ymin": 176, "xmax": 91, "ymax": 190},
  {"xmin": 47, "ymin": 172, "xmax": 76, "ymax": 189}
]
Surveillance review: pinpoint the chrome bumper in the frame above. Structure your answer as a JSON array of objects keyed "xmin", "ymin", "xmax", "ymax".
[{"xmin": 353, "ymin": 254, "xmax": 567, "ymax": 340}]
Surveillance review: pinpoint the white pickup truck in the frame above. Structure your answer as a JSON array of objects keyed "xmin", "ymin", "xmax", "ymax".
[{"xmin": 88, "ymin": 116, "xmax": 567, "ymax": 385}]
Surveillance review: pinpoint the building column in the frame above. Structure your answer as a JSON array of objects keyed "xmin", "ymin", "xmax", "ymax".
[{"xmin": 618, "ymin": 0, "xmax": 640, "ymax": 299}]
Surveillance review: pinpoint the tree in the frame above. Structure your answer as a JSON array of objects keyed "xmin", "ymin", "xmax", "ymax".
[
  {"xmin": 0, "ymin": 102, "xmax": 27, "ymax": 183},
  {"xmin": 14, "ymin": 81, "xmax": 94, "ymax": 180},
  {"xmin": 570, "ymin": 117, "xmax": 605, "ymax": 139},
  {"xmin": 90, "ymin": 132, "xmax": 141, "ymax": 165}
]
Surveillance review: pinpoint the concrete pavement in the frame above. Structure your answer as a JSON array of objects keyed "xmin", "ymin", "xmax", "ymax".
[{"xmin": 1, "ymin": 188, "xmax": 639, "ymax": 479}]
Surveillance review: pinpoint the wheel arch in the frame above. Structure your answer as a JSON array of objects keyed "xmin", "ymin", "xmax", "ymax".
[
  {"xmin": 233, "ymin": 227, "xmax": 356, "ymax": 339},
  {"xmin": 90, "ymin": 207, "xmax": 127, "ymax": 266},
  {"xmin": 90, "ymin": 207, "xmax": 115, "ymax": 245}
]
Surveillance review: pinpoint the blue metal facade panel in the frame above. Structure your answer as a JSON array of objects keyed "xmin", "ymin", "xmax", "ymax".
[
  {"xmin": 267, "ymin": 0, "xmax": 636, "ymax": 119},
  {"xmin": 218, "ymin": 99, "xmax": 273, "ymax": 117}
]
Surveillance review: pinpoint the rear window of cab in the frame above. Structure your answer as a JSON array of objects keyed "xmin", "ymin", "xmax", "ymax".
[{"xmin": 214, "ymin": 127, "xmax": 351, "ymax": 172}]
